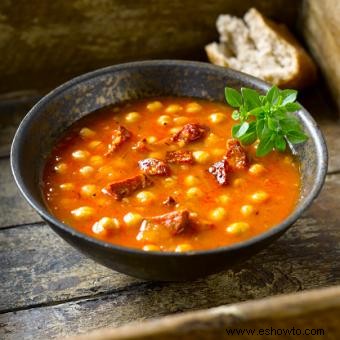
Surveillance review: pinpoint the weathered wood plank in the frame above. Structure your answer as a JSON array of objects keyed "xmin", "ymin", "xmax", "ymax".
[
  {"xmin": 0, "ymin": 0, "xmax": 300, "ymax": 94},
  {"xmin": 319, "ymin": 123, "xmax": 340, "ymax": 174},
  {"xmin": 0, "ymin": 223, "xmax": 141, "ymax": 312},
  {"xmin": 302, "ymin": 0, "xmax": 340, "ymax": 110},
  {"xmin": 0, "ymin": 173, "xmax": 339, "ymax": 339},
  {"xmin": 0, "ymin": 158, "xmax": 41, "ymax": 228}
]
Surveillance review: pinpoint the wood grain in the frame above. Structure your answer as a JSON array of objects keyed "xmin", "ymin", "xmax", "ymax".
[
  {"xmin": 0, "ymin": 0, "xmax": 300, "ymax": 94},
  {"xmin": 302, "ymin": 0, "xmax": 340, "ymax": 110},
  {"xmin": 0, "ymin": 158, "xmax": 41, "ymax": 228},
  {"xmin": 1, "ymin": 172, "xmax": 339, "ymax": 338},
  {"xmin": 69, "ymin": 286, "xmax": 340, "ymax": 340}
]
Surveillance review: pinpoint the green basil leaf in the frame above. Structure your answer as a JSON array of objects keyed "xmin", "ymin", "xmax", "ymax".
[
  {"xmin": 241, "ymin": 88, "xmax": 261, "ymax": 110},
  {"xmin": 259, "ymin": 95, "xmax": 266, "ymax": 104},
  {"xmin": 235, "ymin": 121, "xmax": 249, "ymax": 138},
  {"xmin": 275, "ymin": 135, "xmax": 287, "ymax": 152},
  {"xmin": 225, "ymin": 87, "xmax": 242, "ymax": 108},
  {"xmin": 232, "ymin": 123, "xmax": 242, "ymax": 138},
  {"xmin": 281, "ymin": 89, "xmax": 298, "ymax": 105},
  {"xmin": 256, "ymin": 135, "xmax": 275, "ymax": 157},
  {"xmin": 280, "ymin": 115, "xmax": 301, "ymax": 132},
  {"xmin": 286, "ymin": 130, "xmax": 308, "ymax": 144},
  {"xmin": 249, "ymin": 107, "xmax": 263, "ymax": 117},
  {"xmin": 256, "ymin": 118, "xmax": 266, "ymax": 139},
  {"xmin": 231, "ymin": 110, "xmax": 240, "ymax": 120},
  {"xmin": 239, "ymin": 122, "xmax": 257, "ymax": 145},
  {"xmin": 285, "ymin": 102, "xmax": 301, "ymax": 112},
  {"xmin": 268, "ymin": 117, "xmax": 279, "ymax": 131},
  {"xmin": 266, "ymin": 86, "xmax": 280, "ymax": 104}
]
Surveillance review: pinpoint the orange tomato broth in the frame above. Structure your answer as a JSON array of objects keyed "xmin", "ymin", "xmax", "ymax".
[{"xmin": 43, "ymin": 97, "xmax": 300, "ymax": 252}]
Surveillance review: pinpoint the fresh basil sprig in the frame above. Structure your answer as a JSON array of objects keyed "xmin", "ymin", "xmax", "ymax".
[{"xmin": 225, "ymin": 85, "xmax": 308, "ymax": 157}]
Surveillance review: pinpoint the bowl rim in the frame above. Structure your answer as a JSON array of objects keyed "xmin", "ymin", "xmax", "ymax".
[{"xmin": 11, "ymin": 59, "xmax": 328, "ymax": 257}]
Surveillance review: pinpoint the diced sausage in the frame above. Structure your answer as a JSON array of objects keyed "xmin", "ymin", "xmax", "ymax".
[
  {"xmin": 225, "ymin": 138, "xmax": 249, "ymax": 170},
  {"xmin": 208, "ymin": 159, "xmax": 232, "ymax": 185},
  {"xmin": 132, "ymin": 138, "xmax": 150, "ymax": 152},
  {"xmin": 136, "ymin": 210, "xmax": 190, "ymax": 242},
  {"xmin": 163, "ymin": 196, "xmax": 177, "ymax": 206},
  {"xmin": 105, "ymin": 126, "xmax": 132, "ymax": 155},
  {"xmin": 171, "ymin": 123, "xmax": 209, "ymax": 144},
  {"xmin": 166, "ymin": 150, "xmax": 194, "ymax": 164},
  {"xmin": 102, "ymin": 174, "xmax": 152, "ymax": 200},
  {"xmin": 138, "ymin": 158, "xmax": 170, "ymax": 176}
]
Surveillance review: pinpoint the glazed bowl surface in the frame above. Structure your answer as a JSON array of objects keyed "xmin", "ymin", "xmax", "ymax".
[{"xmin": 11, "ymin": 60, "xmax": 328, "ymax": 281}]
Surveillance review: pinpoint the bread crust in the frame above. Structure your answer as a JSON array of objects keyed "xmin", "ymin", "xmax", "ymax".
[{"xmin": 206, "ymin": 8, "xmax": 317, "ymax": 89}]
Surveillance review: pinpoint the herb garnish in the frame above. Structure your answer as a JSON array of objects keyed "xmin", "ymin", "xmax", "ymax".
[{"xmin": 225, "ymin": 86, "xmax": 308, "ymax": 156}]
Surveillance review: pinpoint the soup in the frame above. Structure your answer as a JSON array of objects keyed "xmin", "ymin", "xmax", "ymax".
[{"xmin": 43, "ymin": 97, "xmax": 300, "ymax": 252}]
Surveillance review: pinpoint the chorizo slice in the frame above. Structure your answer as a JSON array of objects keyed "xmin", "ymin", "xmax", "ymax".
[
  {"xmin": 171, "ymin": 123, "xmax": 209, "ymax": 144},
  {"xmin": 166, "ymin": 150, "xmax": 194, "ymax": 164},
  {"xmin": 105, "ymin": 125, "xmax": 132, "ymax": 155},
  {"xmin": 225, "ymin": 138, "xmax": 249, "ymax": 170},
  {"xmin": 132, "ymin": 138, "xmax": 150, "ymax": 153},
  {"xmin": 136, "ymin": 210, "xmax": 190, "ymax": 242},
  {"xmin": 102, "ymin": 174, "xmax": 152, "ymax": 200},
  {"xmin": 138, "ymin": 158, "xmax": 171, "ymax": 176},
  {"xmin": 208, "ymin": 159, "xmax": 232, "ymax": 185},
  {"xmin": 162, "ymin": 196, "xmax": 177, "ymax": 206}
]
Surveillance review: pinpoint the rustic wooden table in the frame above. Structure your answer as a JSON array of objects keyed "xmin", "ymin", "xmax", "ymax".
[{"xmin": 0, "ymin": 87, "xmax": 339, "ymax": 339}]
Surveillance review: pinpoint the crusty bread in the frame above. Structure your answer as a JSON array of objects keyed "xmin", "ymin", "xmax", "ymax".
[{"xmin": 205, "ymin": 8, "xmax": 317, "ymax": 89}]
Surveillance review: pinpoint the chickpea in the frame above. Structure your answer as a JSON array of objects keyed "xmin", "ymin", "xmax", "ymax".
[
  {"xmin": 165, "ymin": 104, "xmax": 182, "ymax": 114},
  {"xmin": 79, "ymin": 127, "xmax": 96, "ymax": 139},
  {"xmin": 217, "ymin": 195, "xmax": 230, "ymax": 205},
  {"xmin": 249, "ymin": 163, "xmax": 266, "ymax": 176},
  {"xmin": 123, "ymin": 212, "xmax": 143, "ymax": 227},
  {"xmin": 173, "ymin": 116, "xmax": 189, "ymax": 125},
  {"xmin": 79, "ymin": 165, "xmax": 95, "ymax": 177},
  {"xmin": 146, "ymin": 136, "xmax": 158, "ymax": 144},
  {"xmin": 226, "ymin": 222, "xmax": 250, "ymax": 235},
  {"xmin": 186, "ymin": 102, "xmax": 202, "ymax": 113},
  {"xmin": 175, "ymin": 244, "xmax": 193, "ymax": 252},
  {"xmin": 92, "ymin": 217, "xmax": 120, "ymax": 235},
  {"xmin": 233, "ymin": 178, "xmax": 245, "ymax": 187},
  {"xmin": 146, "ymin": 101, "xmax": 163, "ymax": 112},
  {"xmin": 72, "ymin": 150, "xmax": 90, "ymax": 160},
  {"xmin": 157, "ymin": 115, "xmax": 172, "ymax": 126},
  {"xmin": 163, "ymin": 176, "xmax": 177, "ymax": 188},
  {"xmin": 209, "ymin": 207, "xmax": 227, "ymax": 221},
  {"xmin": 59, "ymin": 183, "xmax": 75, "ymax": 191},
  {"xmin": 90, "ymin": 155, "xmax": 104, "ymax": 167},
  {"xmin": 136, "ymin": 191, "xmax": 155, "ymax": 204},
  {"xmin": 251, "ymin": 191, "xmax": 269, "ymax": 203},
  {"xmin": 186, "ymin": 187, "xmax": 203, "ymax": 198},
  {"xmin": 209, "ymin": 112, "xmax": 227, "ymax": 124},
  {"xmin": 71, "ymin": 206, "xmax": 95, "ymax": 220},
  {"xmin": 170, "ymin": 127, "xmax": 182, "ymax": 134},
  {"xmin": 143, "ymin": 244, "xmax": 160, "ymax": 251},
  {"xmin": 88, "ymin": 140, "xmax": 102, "ymax": 149},
  {"xmin": 81, "ymin": 185, "xmax": 98, "ymax": 197},
  {"xmin": 240, "ymin": 205, "xmax": 254, "ymax": 217},
  {"xmin": 284, "ymin": 156, "xmax": 293, "ymax": 165},
  {"xmin": 98, "ymin": 165, "xmax": 114, "ymax": 175},
  {"xmin": 54, "ymin": 162, "xmax": 67, "ymax": 174},
  {"xmin": 204, "ymin": 133, "xmax": 220, "ymax": 147},
  {"xmin": 184, "ymin": 175, "xmax": 199, "ymax": 186},
  {"xmin": 192, "ymin": 151, "xmax": 210, "ymax": 164},
  {"xmin": 125, "ymin": 112, "xmax": 141, "ymax": 123}
]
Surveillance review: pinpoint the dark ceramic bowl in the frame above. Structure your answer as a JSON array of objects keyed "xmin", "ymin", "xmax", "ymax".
[{"xmin": 11, "ymin": 60, "xmax": 327, "ymax": 281}]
